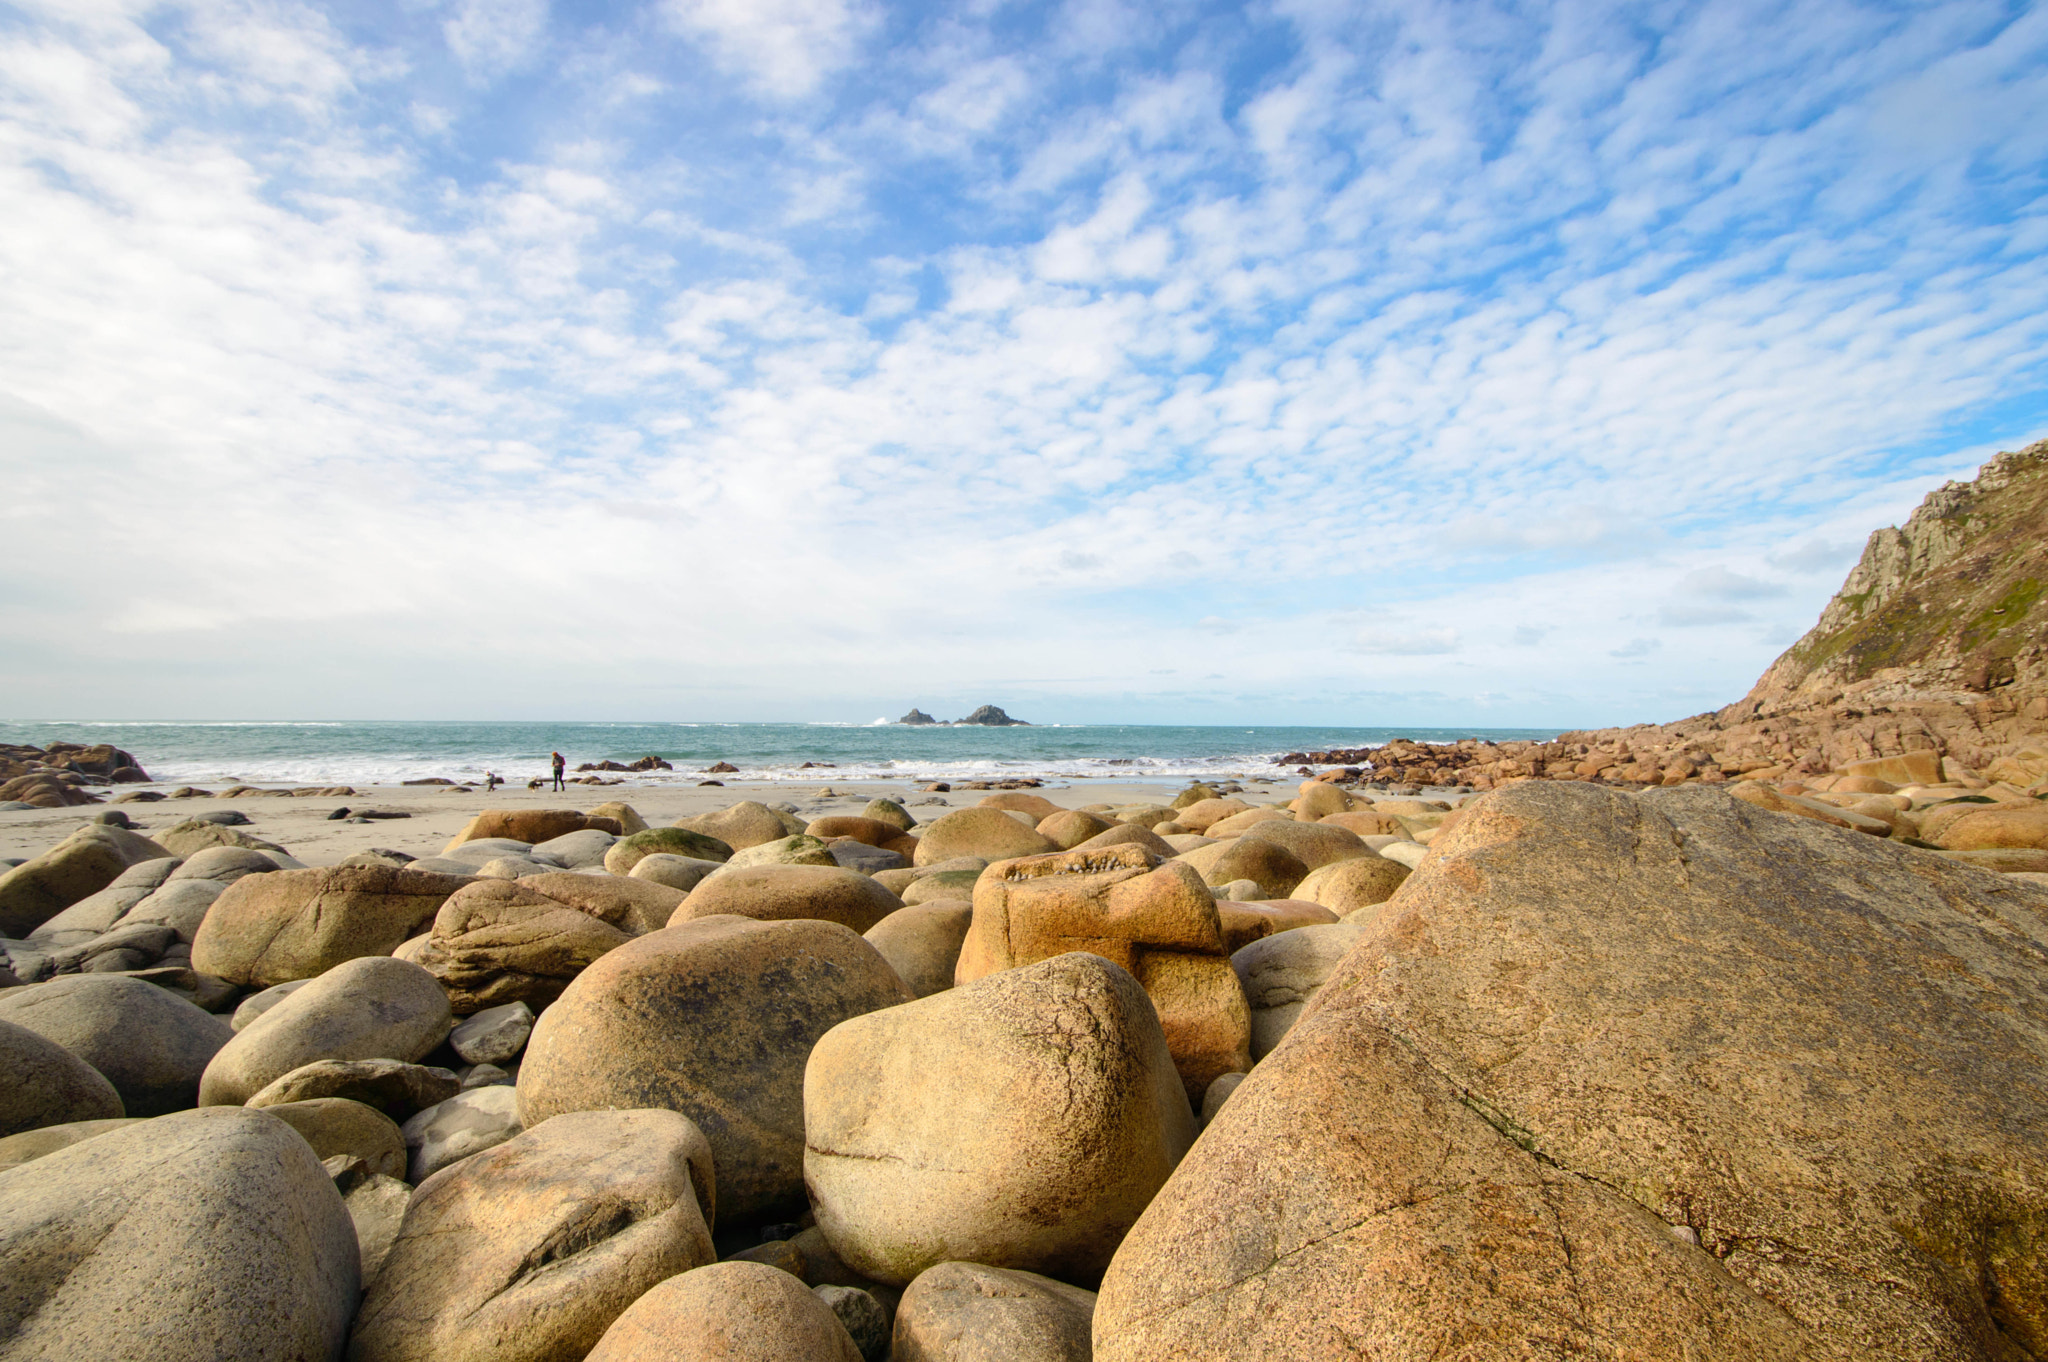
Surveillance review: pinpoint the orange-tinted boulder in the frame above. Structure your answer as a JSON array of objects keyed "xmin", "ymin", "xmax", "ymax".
[{"xmin": 957, "ymin": 845, "xmax": 1249, "ymax": 1099}]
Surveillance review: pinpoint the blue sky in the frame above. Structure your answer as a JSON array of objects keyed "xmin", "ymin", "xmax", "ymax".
[{"xmin": 2, "ymin": 0, "xmax": 2045, "ymax": 726}]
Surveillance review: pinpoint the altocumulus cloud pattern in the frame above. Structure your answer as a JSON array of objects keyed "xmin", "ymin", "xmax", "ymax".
[{"xmin": 2, "ymin": 0, "xmax": 2045, "ymax": 725}]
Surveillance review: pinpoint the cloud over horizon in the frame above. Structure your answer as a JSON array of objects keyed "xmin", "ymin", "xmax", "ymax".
[{"xmin": 1, "ymin": 0, "xmax": 2044, "ymax": 727}]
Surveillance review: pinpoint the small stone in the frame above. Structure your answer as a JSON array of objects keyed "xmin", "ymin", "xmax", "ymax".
[
  {"xmin": 449, "ymin": 1000, "xmax": 535, "ymax": 1065},
  {"xmin": 401, "ymin": 1084, "xmax": 523, "ymax": 1182},
  {"xmin": 814, "ymin": 1284, "xmax": 889, "ymax": 1362},
  {"xmin": 459, "ymin": 1062, "xmax": 512, "ymax": 1089}
]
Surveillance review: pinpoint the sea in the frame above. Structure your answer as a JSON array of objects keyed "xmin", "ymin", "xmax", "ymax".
[{"xmin": 0, "ymin": 721, "xmax": 1563, "ymax": 788}]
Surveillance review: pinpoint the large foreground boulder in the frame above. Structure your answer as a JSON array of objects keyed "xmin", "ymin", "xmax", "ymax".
[
  {"xmin": 807, "ymin": 952, "xmax": 1196, "ymax": 1287},
  {"xmin": 200, "ymin": 955, "xmax": 451, "ymax": 1106},
  {"xmin": 348, "ymin": 1110, "xmax": 716, "ymax": 1362},
  {"xmin": 0, "ymin": 824, "xmax": 172, "ymax": 937},
  {"xmin": 518, "ymin": 916, "xmax": 913, "ymax": 1222},
  {"xmin": 1093, "ymin": 783, "xmax": 2048, "ymax": 1360},
  {"xmin": 957, "ymin": 846, "xmax": 1250, "ymax": 1100},
  {"xmin": 0, "ymin": 974, "xmax": 233, "ymax": 1115},
  {"xmin": 191, "ymin": 865, "xmax": 473, "ymax": 987},
  {"xmin": 0, "ymin": 1107, "xmax": 359, "ymax": 1360}
]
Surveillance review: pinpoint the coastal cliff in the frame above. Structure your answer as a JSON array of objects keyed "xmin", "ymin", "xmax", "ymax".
[{"xmin": 1302, "ymin": 439, "xmax": 2048, "ymax": 790}]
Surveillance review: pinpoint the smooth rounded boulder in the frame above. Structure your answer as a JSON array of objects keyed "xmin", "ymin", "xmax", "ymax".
[
  {"xmin": 199, "ymin": 955, "xmax": 452, "ymax": 1106},
  {"xmin": 0, "ymin": 1107, "xmax": 358, "ymax": 1361},
  {"xmin": 246, "ymin": 1057, "xmax": 459, "ymax": 1120},
  {"xmin": 1316, "ymin": 807, "xmax": 1408, "ymax": 837},
  {"xmin": 913, "ymin": 808, "xmax": 1055, "ymax": 867},
  {"xmin": 1214, "ymin": 898, "xmax": 1339, "ymax": 953},
  {"xmin": 1071, "ymin": 822, "xmax": 1177, "ymax": 858},
  {"xmin": 0, "ymin": 824, "xmax": 173, "ymax": 938},
  {"xmin": 1036, "ymin": 809, "xmax": 1115, "ymax": 850},
  {"xmin": 191, "ymin": 864, "xmax": 473, "ymax": 987},
  {"xmin": 1235, "ymin": 817, "xmax": 1370, "ymax": 871},
  {"xmin": 1290, "ymin": 782, "xmax": 1366, "ymax": 819},
  {"xmin": 1176, "ymin": 838, "xmax": 1310, "ymax": 900},
  {"xmin": 893, "ymin": 1262, "xmax": 1097, "ymax": 1362},
  {"xmin": 675, "ymin": 801, "xmax": 802, "ymax": 851},
  {"xmin": 1229, "ymin": 921, "xmax": 1367, "ymax": 1058},
  {"xmin": 1931, "ymin": 801, "xmax": 2048, "ymax": 851},
  {"xmin": 1166, "ymin": 798, "xmax": 1250, "ymax": 833},
  {"xmin": 441, "ymin": 809, "xmax": 618, "ymax": 853},
  {"xmin": 262, "ymin": 1096, "xmax": 408, "ymax": 1178},
  {"xmin": 410, "ymin": 880, "xmax": 637, "ymax": 1013},
  {"xmin": 603, "ymin": 827, "xmax": 734, "ymax": 875},
  {"xmin": 0, "ymin": 1117, "xmax": 144, "ymax": 1165},
  {"xmin": 1093, "ymin": 782, "xmax": 2048, "ymax": 1359},
  {"xmin": 349, "ymin": 1109, "xmax": 716, "ymax": 1362},
  {"xmin": 627, "ymin": 853, "xmax": 725, "ymax": 893},
  {"xmin": 863, "ymin": 901, "xmax": 973, "ymax": 998},
  {"xmin": 977, "ymin": 792, "xmax": 1063, "ymax": 820},
  {"xmin": 519, "ymin": 916, "xmax": 913, "ymax": 1222},
  {"xmin": 807, "ymin": 815, "xmax": 903, "ymax": 848},
  {"xmin": 723, "ymin": 833, "xmax": 839, "ymax": 870},
  {"xmin": 586, "ymin": 801, "xmax": 650, "ymax": 835},
  {"xmin": 806, "ymin": 951, "xmax": 1196, "ymax": 1287},
  {"xmin": 402, "ymin": 1085, "xmax": 524, "ymax": 1181},
  {"xmin": 674, "ymin": 865, "xmax": 904, "ymax": 934},
  {"xmin": 25, "ymin": 858, "xmax": 180, "ymax": 945},
  {"xmin": 584, "ymin": 1261, "xmax": 863, "ymax": 1362},
  {"xmin": 0, "ymin": 974, "xmax": 233, "ymax": 1115},
  {"xmin": 1290, "ymin": 854, "xmax": 1410, "ymax": 917},
  {"xmin": 0, "ymin": 1017, "xmax": 123, "ymax": 1136}
]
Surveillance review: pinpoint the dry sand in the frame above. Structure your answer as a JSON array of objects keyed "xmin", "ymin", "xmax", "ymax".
[{"xmin": 0, "ymin": 778, "xmax": 1286, "ymax": 866}]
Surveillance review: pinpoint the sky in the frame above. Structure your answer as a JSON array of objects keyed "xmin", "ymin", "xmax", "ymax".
[{"xmin": 2, "ymin": 0, "xmax": 2045, "ymax": 728}]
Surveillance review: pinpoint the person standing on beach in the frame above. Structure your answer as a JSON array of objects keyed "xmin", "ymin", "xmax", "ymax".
[{"xmin": 550, "ymin": 751, "xmax": 566, "ymax": 793}]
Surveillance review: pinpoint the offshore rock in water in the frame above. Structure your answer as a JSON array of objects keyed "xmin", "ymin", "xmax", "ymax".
[{"xmin": 954, "ymin": 705, "xmax": 1028, "ymax": 726}]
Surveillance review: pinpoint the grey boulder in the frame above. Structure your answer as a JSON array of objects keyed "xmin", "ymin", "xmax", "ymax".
[
  {"xmin": 0, "ymin": 974, "xmax": 233, "ymax": 1115},
  {"xmin": 0, "ymin": 1017, "xmax": 123, "ymax": 1136},
  {"xmin": 0, "ymin": 1106, "xmax": 359, "ymax": 1361},
  {"xmin": 199, "ymin": 955, "xmax": 451, "ymax": 1106}
]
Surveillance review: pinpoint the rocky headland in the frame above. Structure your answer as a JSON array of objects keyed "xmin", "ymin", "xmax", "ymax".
[
  {"xmin": 1290, "ymin": 439, "xmax": 2048, "ymax": 797},
  {"xmin": 1, "ymin": 445, "xmax": 2046, "ymax": 1359}
]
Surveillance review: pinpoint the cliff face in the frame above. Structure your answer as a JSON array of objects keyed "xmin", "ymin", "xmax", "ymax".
[
  {"xmin": 1745, "ymin": 439, "xmax": 2048, "ymax": 711},
  {"xmin": 1319, "ymin": 439, "xmax": 2048, "ymax": 791}
]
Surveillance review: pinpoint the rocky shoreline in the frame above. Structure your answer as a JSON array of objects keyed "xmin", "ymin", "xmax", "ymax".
[
  {"xmin": 1, "ymin": 757, "xmax": 2045, "ymax": 1357},
  {"xmin": 1, "ymin": 444, "xmax": 2046, "ymax": 1357}
]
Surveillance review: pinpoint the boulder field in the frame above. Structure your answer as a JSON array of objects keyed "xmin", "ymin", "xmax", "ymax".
[{"xmin": 3, "ymin": 775, "xmax": 2048, "ymax": 1360}]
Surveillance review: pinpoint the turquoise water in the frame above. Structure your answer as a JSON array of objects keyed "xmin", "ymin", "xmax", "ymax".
[{"xmin": 0, "ymin": 720, "xmax": 1561, "ymax": 787}]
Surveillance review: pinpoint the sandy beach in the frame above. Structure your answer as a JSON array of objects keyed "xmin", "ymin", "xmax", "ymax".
[{"xmin": 0, "ymin": 777, "xmax": 1302, "ymax": 867}]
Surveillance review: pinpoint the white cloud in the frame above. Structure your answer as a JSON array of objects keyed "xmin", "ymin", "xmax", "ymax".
[
  {"xmin": 0, "ymin": 0, "xmax": 2042, "ymax": 725},
  {"xmin": 662, "ymin": 0, "xmax": 874, "ymax": 98},
  {"xmin": 444, "ymin": 0, "xmax": 550, "ymax": 82},
  {"xmin": 1675, "ymin": 567, "xmax": 1787, "ymax": 600},
  {"xmin": 1356, "ymin": 628, "xmax": 1461, "ymax": 656}
]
